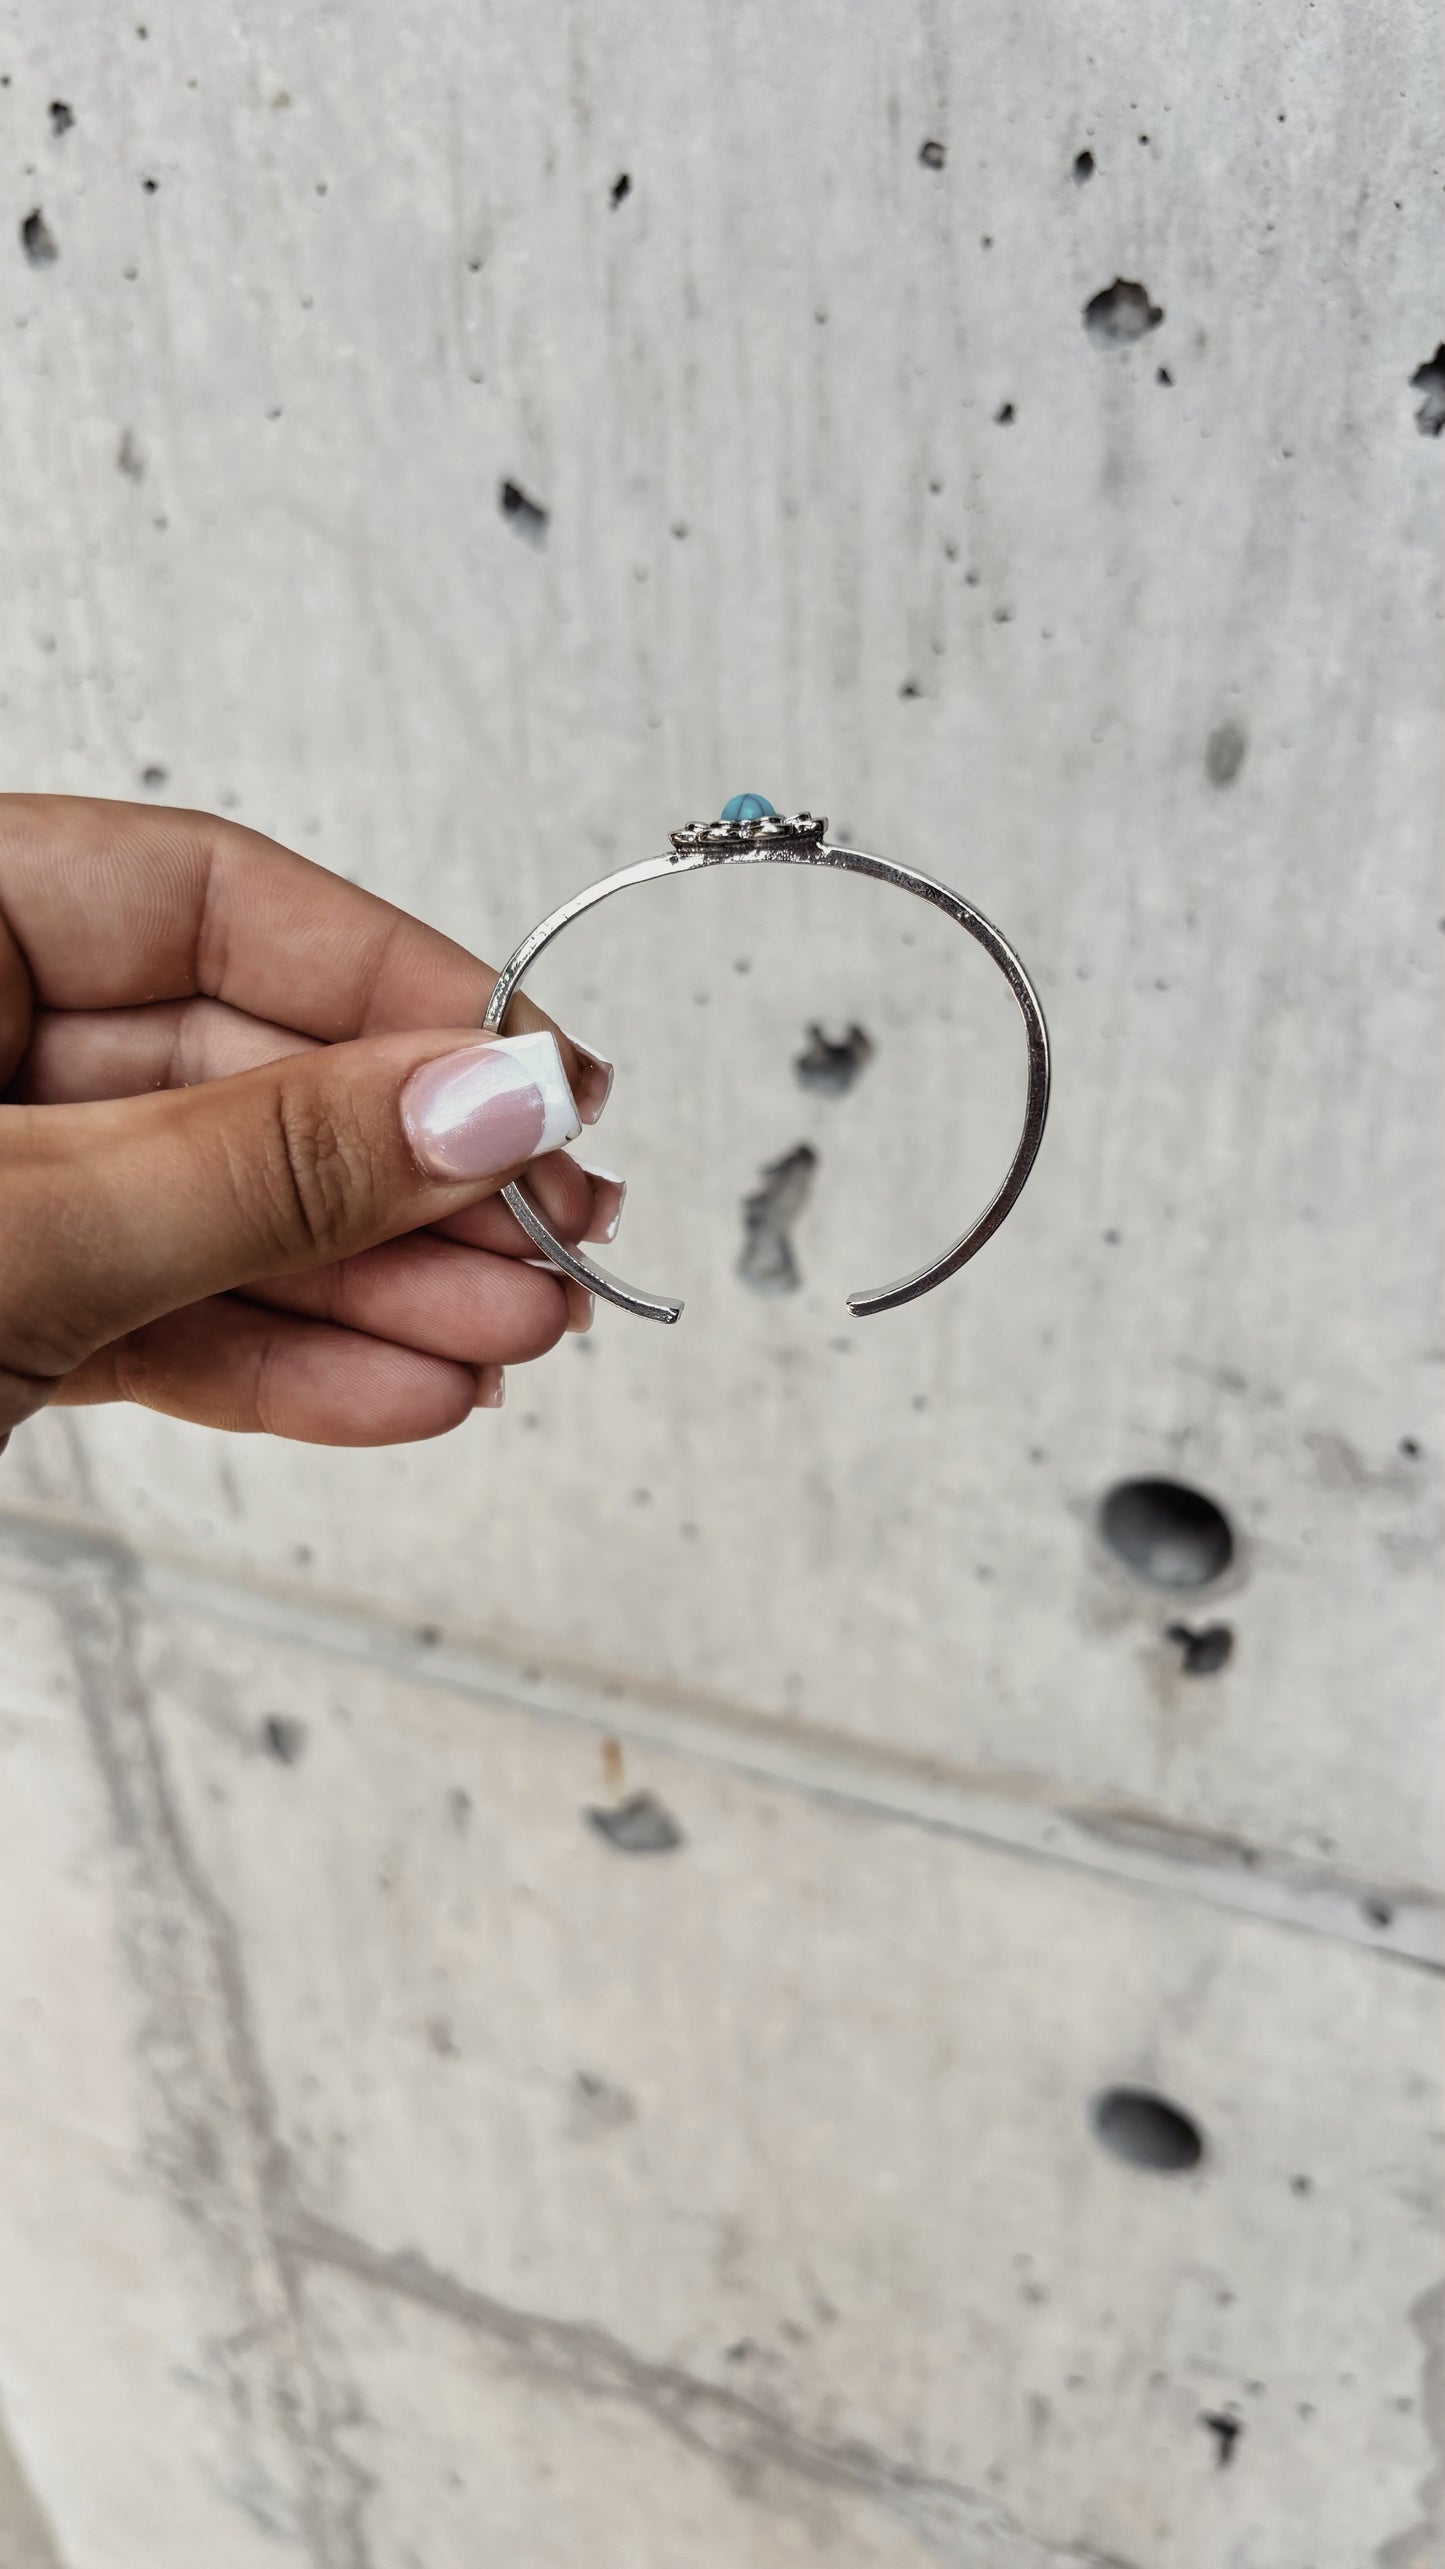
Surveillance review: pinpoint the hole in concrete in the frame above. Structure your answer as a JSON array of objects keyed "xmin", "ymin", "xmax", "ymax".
[
  {"xmin": 738, "ymin": 1144, "xmax": 818, "ymax": 1294},
  {"xmin": 587, "ymin": 1790, "xmax": 685, "ymax": 1854},
  {"xmin": 499, "ymin": 477, "xmax": 549, "ymax": 545},
  {"xmin": 1083, "ymin": 277, "xmax": 1163, "ymax": 347},
  {"xmin": 1205, "ymin": 721, "xmax": 1247, "ymax": 785},
  {"xmin": 139, "ymin": 763, "xmax": 169, "ymax": 790},
  {"xmin": 609, "ymin": 171, "xmax": 631, "ymax": 207},
  {"xmin": 1165, "ymin": 1621, "xmax": 1234, "ymax": 1676},
  {"xmin": 1092, "ymin": 2086, "xmax": 1204, "ymax": 2172},
  {"xmin": 794, "ymin": 1023, "xmax": 873, "ymax": 1097},
  {"xmin": 20, "ymin": 207, "xmax": 59, "ymax": 266},
  {"xmin": 1362, "ymin": 1895, "xmax": 1394, "ymax": 1929},
  {"xmin": 1099, "ymin": 1479, "xmax": 1234, "ymax": 1589},
  {"xmin": 1072, "ymin": 148, "xmax": 1095, "ymax": 181},
  {"xmin": 116, "ymin": 427, "xmax": 145, "ymax": 480},
  {"xmin": 1200, "ymin": 2410, "xmax": 1243, "ymax": 2467},
  {"xmin": 569, "ymin": 2069, "xmax": 637, "ymax": 2135},
  {"xmin": 1410, "ymin": 346, "xmax": 1445, "ymax": 437},
  {"xmin": 918, "ymin": 138, "xmax": 946, "ymax": 169},
  {"xmin": 1156, "ymin": 364, "xmax": 1173, "ymax": 386},
  {"xmin": 49, "ymin": 99, "xmax": 74, "ymax": 136},
  {"xmin": 261, "ymin": 1715, "xmax": 306, "ymax": 1765},
  {"xmin": 994, "ymin": 399, "xmax": 1016, "ymax": 424}
]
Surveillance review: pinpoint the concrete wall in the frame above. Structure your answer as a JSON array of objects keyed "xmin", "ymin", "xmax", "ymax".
[{"xmin": 1, "ymin": 2, "xmax": 1441, "ymax": 2562}]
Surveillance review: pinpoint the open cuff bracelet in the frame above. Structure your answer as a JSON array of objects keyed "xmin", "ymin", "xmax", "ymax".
[{"xmin": 482, "ymin": 796, "xmax": 1050, "ymax": 1324}]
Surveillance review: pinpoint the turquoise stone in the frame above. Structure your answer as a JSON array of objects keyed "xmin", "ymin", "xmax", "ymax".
[{"xmin": 721, "ymin": 792, "xmax": 776, "ymax": 822}]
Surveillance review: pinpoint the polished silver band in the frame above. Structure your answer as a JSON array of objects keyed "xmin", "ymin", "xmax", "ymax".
[{"xmin": 482, "ymin": 819, "xmax": 1050, "ymax": 1323}]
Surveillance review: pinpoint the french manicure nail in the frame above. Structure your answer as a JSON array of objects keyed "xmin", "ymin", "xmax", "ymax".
[
  {"xmin": 567, "ymin": 1032, "xmax": 614, "ymax": 1127},
  {"xmin": 580, "ymin": 1164, "xmax": 627, "ymax": 1245},
  {"xmin": 402, "ymin": 1034, "xmax": 580, "ymax": 1182},
  {"xmin": 475, "ymin": 1365, "xmax": 506, "ymax": 1409}
]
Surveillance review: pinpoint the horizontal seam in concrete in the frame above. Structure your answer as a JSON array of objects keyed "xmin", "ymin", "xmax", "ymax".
[{"xmin": 2, "ymin": 1503, "xmax": 1440, "ymax": 1968}]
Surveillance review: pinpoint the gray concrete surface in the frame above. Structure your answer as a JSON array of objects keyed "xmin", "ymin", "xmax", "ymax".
[{"xmin": 0, "ymin": 0, "xmax": 1441, "ymax": 2560}]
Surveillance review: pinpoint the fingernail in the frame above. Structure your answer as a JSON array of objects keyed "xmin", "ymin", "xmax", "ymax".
[
  {"xmin": 567, "ymin": 1032, "xmax": 614, "ymax": 1127},
  {"xmin": 580, "ymin": 1164, "xmax": 627, "ymax": 1245},
  {"xmin": 475, "ymin": 1365, "xmax": 506, "ymax": 1409},
  {"xmin": 402, "ymin": 1034, "xmax": 580, "ymax": 1181}
]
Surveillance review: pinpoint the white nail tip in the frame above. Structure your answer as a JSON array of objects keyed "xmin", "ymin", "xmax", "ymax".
[{"xmin": 491, "ymin": 1030, "xmax": 582, "ymax": 1153}]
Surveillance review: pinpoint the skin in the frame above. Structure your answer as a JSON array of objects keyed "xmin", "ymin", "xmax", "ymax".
[{"xmin": 0, "ymin": 795, "xmax": 612, "ymax": 1448}]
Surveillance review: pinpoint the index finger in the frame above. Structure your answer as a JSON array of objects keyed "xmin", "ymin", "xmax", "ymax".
[{"xmin": 0, "ymin": 794, "xmax": 597, "ymax": 1081}]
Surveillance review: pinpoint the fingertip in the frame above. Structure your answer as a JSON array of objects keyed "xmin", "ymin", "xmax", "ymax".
[
  {"xmin": 431, "ymin": 1147, "xmax": 598, "ymax": 1256},
  {"xmin": 580, "ymin": 1169, "xmax": 625, "ymax": 1245}
]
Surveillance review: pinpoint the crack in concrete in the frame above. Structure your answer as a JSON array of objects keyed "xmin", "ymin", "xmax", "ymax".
[
  {"xmin": 0, "ymin": 1509, "xmax": 1434, "ymax": 2564},
  {"xmin": 281, "ymin": 2208, "xmax": 1141, "ymax": 2569},
  {"xmin": 47, "ymin": 1530, "xmax": 375, "ymax": 2569}
]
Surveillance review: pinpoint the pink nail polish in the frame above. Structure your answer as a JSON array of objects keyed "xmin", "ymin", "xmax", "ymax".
[
  {"xmin": 580, "ymin": 1165, "xmax": 627, "ymax": 1244},
  {"xmin": 567, "ymin": 1032, "xmax": 615, "ymax": 1127},
  {"xmin": 402, "ymin": 1034, "xmax": 580, "ymax": 1182},
  {"xmin": 475, "ymin": 1365, "xmax": 506, "ymax": 1409}
]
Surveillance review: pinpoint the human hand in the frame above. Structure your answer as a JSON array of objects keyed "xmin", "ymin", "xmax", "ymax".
[{"xmin": 0, "ymin": 796, "xmax": 621, "ymax": 1448}]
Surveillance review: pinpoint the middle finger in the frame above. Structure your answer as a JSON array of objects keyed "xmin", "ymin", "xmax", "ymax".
[{"xmin": 243, "ymin": 1231, "xmax": 590, "ymax": 1366}]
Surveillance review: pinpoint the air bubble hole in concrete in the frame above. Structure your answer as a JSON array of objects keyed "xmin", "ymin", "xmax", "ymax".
[
  {"xmin": 1092, "ymin": 2085, "xmax": 1204, "ymax": 2172},
  {"xmin": 738, "ymin": 1144, "xmax": 818, "ymax": 1293},
  {"xmin": 500, "ymin": 478, "xmax": 549, "ymax": 545},
  {"xmin": 1083, "ymin": 278, "xmax": 1163, "ymax": 346},
  {"xmin": 1100, "ymin": 1479, "xmax": 1234, "ymax": 1589},
  {"xmin": 20, "ymin": 208, "xmax": 59, "ymax": 266}
]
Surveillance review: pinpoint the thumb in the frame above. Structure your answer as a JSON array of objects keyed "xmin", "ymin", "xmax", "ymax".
[{"xmin": 0, "ymin": 1029, "xmax": 580, "ymax": 1424}]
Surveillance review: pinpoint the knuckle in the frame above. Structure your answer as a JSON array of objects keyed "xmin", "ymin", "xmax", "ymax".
[{"xmin": 254, "ymin": 1085, "xmax": 378, "ymax": 1265}]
